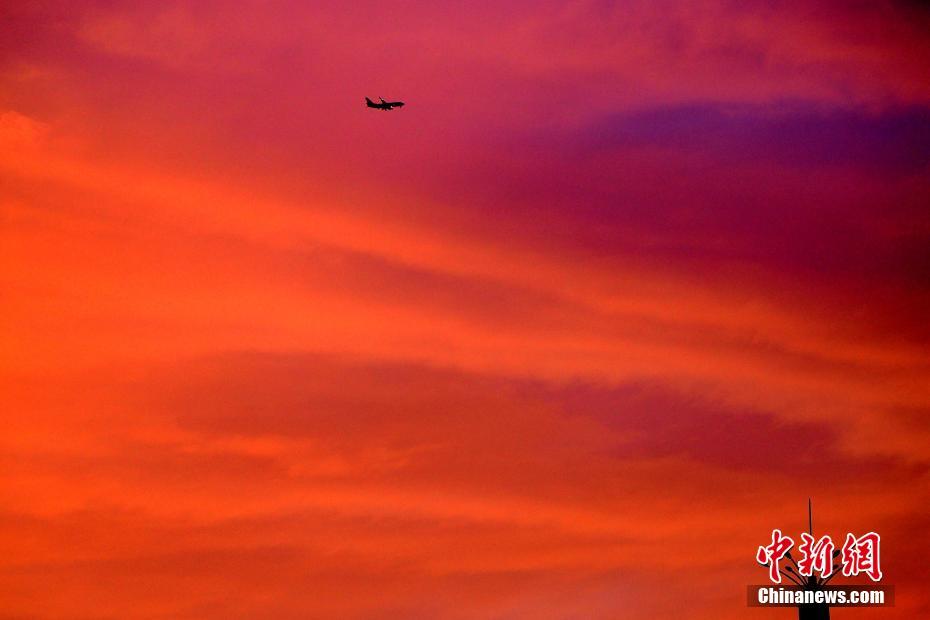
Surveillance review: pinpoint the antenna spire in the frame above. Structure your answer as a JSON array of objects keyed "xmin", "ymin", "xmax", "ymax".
[{"xmin": 808, "ymin": 498, "xmax": 813, "ymax": 536}]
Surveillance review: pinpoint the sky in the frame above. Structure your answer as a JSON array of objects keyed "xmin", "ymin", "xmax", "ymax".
[{"xmin": 1, "ymin": 1, "xmax": 930, "ymax": 618}]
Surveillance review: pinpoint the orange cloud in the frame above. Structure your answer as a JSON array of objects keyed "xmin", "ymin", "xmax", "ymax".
[{"xmin": 2, "ymin": 2, "xmax": 929, "ymax": 617}]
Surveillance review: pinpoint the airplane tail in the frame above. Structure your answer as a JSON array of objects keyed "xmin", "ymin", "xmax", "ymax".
[{"xmin": 365, "ymin": 97, "xmax": 375, "ymax": 106}]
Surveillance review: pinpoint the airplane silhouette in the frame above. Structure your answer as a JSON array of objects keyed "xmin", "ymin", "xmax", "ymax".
[{"xmin": 366, "ymin": 97, "xmax": 404, "ymax": 110}]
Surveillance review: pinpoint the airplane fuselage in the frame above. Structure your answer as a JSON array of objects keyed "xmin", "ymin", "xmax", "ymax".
[{"xmin": 366, "ymin": 97, "xmax": 404, "ymax": 110}]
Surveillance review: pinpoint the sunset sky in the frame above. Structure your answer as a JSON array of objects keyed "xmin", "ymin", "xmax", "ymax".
[{"xmin": 2, "ymin": 1, "xmax": 930, "ymax": 618}]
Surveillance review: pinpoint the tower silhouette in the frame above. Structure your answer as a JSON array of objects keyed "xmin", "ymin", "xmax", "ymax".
[{"xmin": 779, "ymin": 500, "xmax": 834, "ymax": 620}]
